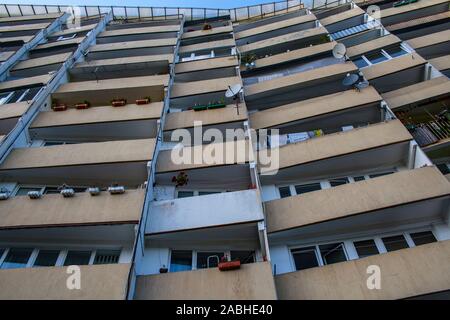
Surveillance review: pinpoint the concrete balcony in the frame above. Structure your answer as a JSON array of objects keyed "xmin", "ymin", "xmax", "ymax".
[
  {"xmin": 0, "ymin": 51, "xmax": 15, "ymax": 63},
  {"xmin": 259, "ymin": 119, "xmax": 412, "ymax": 177},
  {"xmin": 182, "ymin": 24, "xmax": 233, "ymax": 40},
  {"xmin": 382, "ymin": 76, "xmax": 450, "ymax": 111},
  {"xmin": 135, "ymin": 262, "xmax": 277, "ymax": 300},
  {"xmin": 407, "ymin": 29, "xmax": 450, "ymax": 60},
  {"xmin": 319, "ymin": 7, "xmax": 365, "ymax": 33},
  {"xmin": 0, "ymin": 13, "xmax": 61, "ymax": 25},
  {"xmin": 0, "ymin": 263, "xmax": 131, "ymax": 300},
  {"xmin": 379, "ymin": 0, "xmax": 449, "ymax": 27},
  {"xmin": 0, "ymin": 101, "xmax": 31, "ymax": 135},
  {"xmin": 10, "ymin": 52, "xmax": 71, "ymax": 77},
  {"xmin": 249, "ymin": 86, "xmax": 382, "ymax": 130},
  {"xmin": 51, "ymin": 23, "xmax": 96, "ymax": 37},
  {"xmin": 429, "ymin": 55, "xmax": 450, "ymax": 75},
  {"xmin": 266, "ymin": 166, "xmax": 450, "ymax": 235},
  {"xmin": 347, "ymin": 34, "xmax": 402, "ymax": 58},
  {"xmin": 0, "ymin": 189, "xmax": 144, "ymax": 229},
  {"xmin": 0, "ymin": 74, "xmax": 51, "ymax": 92},
  {"xmin": 34, "ymin": 37, "xmax": 83, "ymax": 51},
  {"xmin": 0, "ymin": 138, "xmax": 155, "ymax": 186},
  {"xmin": 98, "ymin": 24, "xmax": 180, "ymax": 38},
  {"xmin": 178, "ymin": 38, "xmax": 235, "ymax": 55},
  {"xmin": 146, "ymin": 189, "xmax": 264, "ymax": 235},
  {"xmin": 0, "ymin": 22, "xmax": 50, "ymax": 33},
  {"xmin": 238, "ymin": 27, "xmax": 328, "ymax": 56},
  {"xmin": 245, "ymin": 62, "xmax": 357, "ymax": 109},
  {"xmin": 29, "ymin": 102, "xmax": 163, "ymax": 141},
  {"xmin": 175, "ymin": 56, "xmax": 238, "ymax": 74},
  {"xmin": 361, "ymin": 53, "xmax": 427, "ymax": 93},
  {"xmin": 52, "ymin": 75, "xmax": 169, "ymax": 107},
  {"xmin": 275, "ymin": 240, "xmax": 450, "ymax": 299}
]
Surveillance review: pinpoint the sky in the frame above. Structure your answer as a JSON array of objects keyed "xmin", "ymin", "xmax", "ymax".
[{"xmin": 1, "ymin": 0, "xmax": 311, "ymax": 9}]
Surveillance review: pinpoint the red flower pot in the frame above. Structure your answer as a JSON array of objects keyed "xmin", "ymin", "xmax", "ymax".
[
  {"xmin": 112, "ymin": 100, "xmax": 126, "ymax": 107},
  {"xmin": 75, "ymin": 103, "xmax": 89, "ymax": 110},
  {"xmin": 136, "ymin": 98, "xmax": 150, "ymax": 105},
  {"xmin": 218, "ymin": 260, "xmax": 241, "ymax": 271},
  {"xmin": 52, "ymin": 104, "xmax": 67, "ymax": 112}
]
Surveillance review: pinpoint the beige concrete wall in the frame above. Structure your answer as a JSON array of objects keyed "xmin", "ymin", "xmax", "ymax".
[
  {"xmin": 178, "ymin": 38, "xmax": 235, "ymax": 54},
  {"xmin": 235, "ymin": 14, "xmax": 316, "ymax": 39},
  {"xmin": 0, "ymin": 101, "xmax": 30, "ymax": 120},
  {"xmin": 12, "ymin": 52, "xmax": 71, "ymax": 71},
  {"xmin": 320, "ymin": 7, "xmax": 365, "ymax": 26},
  {"xmin": 250, "ymin": 86, "xmax": 381, "ymax": 129},
  {"xmin": 380, "ymin": 0, "xmax": 449, "ymax": 18},
  {"xmin": 0, "ymin": 74, "xmax": 52, "ymax": 91},
  {"xmin": 362, "ymin": 53, "xmax": 426, "ymax": 80},
  {"xmin": 171, "ymin": 76, "xmax": 241, "ymax": 98},
  {"xmin": 276, "ymin": 240, "xmax": 450, "ymax": 299},
  {"xmin": 156, "ymin": 139, "xmax": 253, "ymax": 173},
  {"xmin": 0, "ymin": 51, "xmax": 15, "ymax": 62},
  {"xmin": 0, "ymin": 35, "xmax": 34, "ymax": 43},
  {"xmin": 0, "ymin": 138, "xmax": 156, "ymax": 170},
  {"xmin": 90, "ymin": 38, "xmax": 176, "ymax": 52},
  {"xmin": 35, "ymin": 37, "xmax": 83, "ymax": 50},
  {"xmin": 135, "ymin": 262, "xmax": 277, "ymax": 300},
  {"xmin": 238, "ymin": 26, "xmax": 327, "ymax": 53},
  {"xmin": 246, "ymin": 62, "xmax": 357, "ymax": 97},
  {"xmin": 267, "ymin": 166, "xmax": 450, "ymax": 233},
  {"xmin": 164, "ymin": 104, "xmax": 247, "ymax": 131},
  {"xmin": 182, "ymin": 24, "xmax": 233, "ymax": 39},
  {"xmin": 260, "ymin": 120, "xmax": 412, "ymax": 173},
  {"xmin": 75, "ymin": 54, "xmax": 173, "ymax": 68},
  {"xmin": 52, "ymin": 23, "xmax": 97, "ymax": 37},
  {"xmin": 347, "ymin": 34, "xmax": 401, "ymax": 58},
  {"xmin": 382, "ymin": 76, "xmax": 450, "ymax": 110},
  {"xmin": 31, "ymin": 102, "xmax": 163, "ymax": 128},
  {"xmin": 429, "ymin": 54, "xmax": 450, "ymax": 71},
  {"xmin": 407, "ymin": 29, "xmax": 450, "ymax": 49},
  {"xmin": 0, "ymin": 189, "xmax": 144, "ymax": 228},
  {"xmin": 0, "ymin": 22, "xmax": 50, "ymax": 33},
  {"xmin": 0, "ymin": 12, "xmax": 61, "ymax": 23},
  {"xmin": 250, "ymin": 42, "xmax": 335, "ymax": 69},
  {"xmin": 175, "ymin": 55, "xmax": 238, "ymax": 74},
  {"xmin": 99, "ymin": 24, "xmax": 180, "ymax": 37},
  {"xmin": 0, "ymin": 263, "xmax": 131, "ymax": 300}
]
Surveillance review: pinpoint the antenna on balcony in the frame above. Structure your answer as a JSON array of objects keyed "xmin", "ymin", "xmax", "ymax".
[{"xmin": 225, "ymin": 84, "xmax": 243, "ymax": 116}]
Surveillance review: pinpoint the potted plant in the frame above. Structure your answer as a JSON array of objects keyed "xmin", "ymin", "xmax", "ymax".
[
  {"xmin": 75, "ymin": 100, "xmax": 90, "ymax": 110},
  {"xmin": 111, "ymin": 98, "xmax": 126, "ymax": 107},
  {"xmin": 218, "ymin": 255, "xmax": 241, "ymax": 271},
  {"xmin": 193, "ymin": 103, "xmax": 208, "ymax": 111},
  {"xmin": 208, "ymin": 98, "xmax": 226, "ymax": 109},
  {"xmin": 241, "ymin": 53, "xmax": 257, "ymax": 69},
  {"xmin": 52, "ymin": 103, "xmax": 67, "ymax": 112},
  {"xmin": 135, "ymin": 97, "xmax": 151, "ymax": 105},
  {"xmin": 172, "ymin": 172, "xmax": 188, "ymax": 187}
]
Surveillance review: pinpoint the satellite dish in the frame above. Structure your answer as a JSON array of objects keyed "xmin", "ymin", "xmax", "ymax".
[
  {"xmin": 333, "ymin": 43, "xmax": 347, "ymax": 59},
  {"xmin": 355, "ymin": 80, "xmax": 370, "ymax": 92},
  {"xmin": 225, "ymin": 84, "xmax": 243, "ymax": 98},
  {"xmin": 342, "ymin": 73, "xmax": 359, "ymax": 87}
]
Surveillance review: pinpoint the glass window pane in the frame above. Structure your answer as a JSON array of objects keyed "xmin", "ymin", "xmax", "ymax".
[
  {"xmin": 170, "ymin": 250, "xmax": 192, "ymax": 272},
  {"xmin": 1, "ymin": 248, "xmax": 33, "ymax": 269},
  {"xmin": 230, "ymin": 251, "xmax": 255, "ymax": 264},
  {"xmin": 353, "ymin": 57, "xmax": 368, "ymax": 68},
  {"xmin": 177, "ymin": 191, "xmax": 194, "ymax": 198},
  {"xmin": 385, "ymin": 46, "xmax": 407, "ymax": 58},
  {"xmin": 291, "ymin": 247, "xmax": 319, "ymax": 271},
  {"xmin": 64, "ymin": 251, "xmax": 92, "ymax": 266},
  {"xmin": 365, "ymin": 51, "xmax": 388, "ymax": 64},
  {"xmin": 353, "ymin": 176, "xmax": 366, "ymax": 182},
  {"xmin": 94, "ymin": 250, "xmax": 120, "ymax": 265},
  {"xmin": 319, "ymin": 243, "xmax": 347, "ymax": 265},
  {"xmin": 196, "ymin": 252, "xmax": 225, "ymax": 269},
  {"xmin": 198, "ymin": 191, "xmax": 220, "ymax": 196},
  {"xmin": 369, "ymin": 172, "xmax": 394, "ymax": 179},
  {"xmin": 0, "ymin": 249, "xmax": 4, "ymax": 259},
  {"xmin": 278, "ymin": 186, "xmax": 291, "ymax": 198},
  {"xmin": 33, "ymin": 250, "xmax": 60, "ymax": 267},
  {"xmin": 294, "ymin": 183, "xmax": 321, "ymax": 195},
  {"xmin": 15, "ymin": 187, "xmax": 41, "ymax": 196},
  {"xmin": 410, "ymin": 231, "xmax": 437, "ymax": 246},
  {"xmin": 354, "ymin": 240, "xmax": 379, "ymax": 258},
  {"xmin": 329, "ymin": 178, "xmax": 349, "ymax": 187},
  {"xmin": 382, "ymin": 235, "xmax": 409, "ymax": 252}
]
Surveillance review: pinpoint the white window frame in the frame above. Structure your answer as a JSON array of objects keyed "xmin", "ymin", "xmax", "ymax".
[
  {"xmin": 289, "ymin": 241, "xmax": 349, "ymax": 271},
  {"xmin": 56, "ymin": 33, "xmax": 77, "ymax": 41}
]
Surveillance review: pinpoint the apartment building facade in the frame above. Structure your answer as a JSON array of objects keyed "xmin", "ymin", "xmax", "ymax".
[{"xmin": 0, "ymin": 0, "xmax": 449, "ymax": 300}]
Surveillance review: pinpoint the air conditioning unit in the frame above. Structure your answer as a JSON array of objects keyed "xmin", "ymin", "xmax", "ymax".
[
  {"xmin": 108, "ymin": 185, "xmax": 125, "ymax": 195},
  {"xmin": 28, "ymin": 191, "xmax": 42, "ymax": 199},
  {"xmin": 61, "ymin": 188, "xmax": 75, "ymax": 198}
]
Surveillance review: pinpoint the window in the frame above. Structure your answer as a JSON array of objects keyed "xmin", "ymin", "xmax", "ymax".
[
  {"xmin": 437, "ymin": 163, "xmax": 450, "ymax": 175},
  {"xmin": 15, "ymin": 187, "xmax": 42, "ymax": 196},
  {"xmin": 230, "ymin": 251, "xmax": 255, "ymax": 264},
  {"xmin": 294, "ymin": 183, "xmax": 321, "ymax": 195},
  {"xmin": 369, "ymin": 172, "xmax": 394, "ymax": 179},
  {"xmin": 319, "ymin": 243, "xmax": 347, "ymax": 265},
  {"xmin": 57, "ymin": 33, "xmax": 77, "ymax": 41},
  {"xmin": 291, "ymin": 247, "xmax": 319, "ymax": 271},
  {"xmin": 33, "ymin": 250, "xmax": 60, "ymax": 267},
  {"xmin": 410, "ymin": 231, "xmax": 437, "ymax": 246},
  {"xmin": 329, "ymin": 177, "xmax": 349, "ymax": 187},
  {"xmin": 353, "ymin": 176, "xmax": 366, "ymax": 182},
  {"xmin": 353, "ymin": 57, "xmax": 368, "ymax": 68},
  {"xmin": 382, "ymin": 235, "xmax": 409, "ymax": 252},
  {"xmin": 384, "ymin": 46, "xmax": 407, "ymax": 58},
  {"xmin": 177, "ymin": 191, "xmax": 194, "ymax": 198},
  {"xmin": 278, "ymin": 186, "xmax": 291, "ymax": 198},
  {"xmin": 354, "ymin": 240, "xmax": 379, "ymax": 258},
  {"xmin": 0, "ymin": 248, "xmax": 5, "ymax": 260},
  {"xmin": 365, "ymin": 51, "xmax": 388, "ymax": 64},
  {"xmin": 170, "ymin": 250, "xmax": 192, "ymax": 272},
  {"xmin": 0, "ymin": 91, "xmax": 13, "ymax": 105},
  {"xmin": 196, "ymin": 252, "xmax": 225, "ymax": 269},
  {"xmin": 198, "ymin": 191, "xmax": 220, "ymax": 196},
  {"xmin": 0, "ymin": 248, "xmax": 33, "ymax": 269},
  {"xmin": 43, "ymin": 141, "xmax": 65, "ymax": 147},
  {"xmin": 64, "ymin": 251, "xmax": 92, "ymax": 266},
  {"xmin": 94, "ymin": 250, "xmax": 120, "ymax": 265}
]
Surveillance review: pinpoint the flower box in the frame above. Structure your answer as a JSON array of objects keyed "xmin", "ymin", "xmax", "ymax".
[
  {"xmin": 52, "ymin": 104, "xmax": 67, "ymax": 112},
  {"xmin": 75, "ymin": 103, "xmax": 89, "ymax": 110},
  {"xmin": 218, "ymin": 260, "xmax": 241, "ymax": 271},
  {"xmin": 193, "ymin": 105, "xmax": 208, "ymax": 111},
  {"xmin": 208, "ymin": 103, "xmax": 226, "ymax": 110},
  {"xmin": 111, "ymin": 99, "xmax": 126, "ymax": 107},
  {"xmin": 136, "ymin": 98, "xmax": 150, "ymax": 105}
]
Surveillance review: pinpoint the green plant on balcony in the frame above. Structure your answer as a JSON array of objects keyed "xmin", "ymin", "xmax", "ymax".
[
  {"xmin": 172, "ymin": 171, "xmax": 188, "ymax": 187},
  {"xmin": 241, "ymin": 53, "xmax": 257, "ymax": 67},
  {"xmin": 394, "ymin": 0, "xmax": 419, "ymax": 7},
  {"xmin": 208, "ymin": 98, "xmax": 226, "ymax": 109},
  {"xmin": 317, "ymin": 34, "xmax": 331, "ymax": 44}
]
